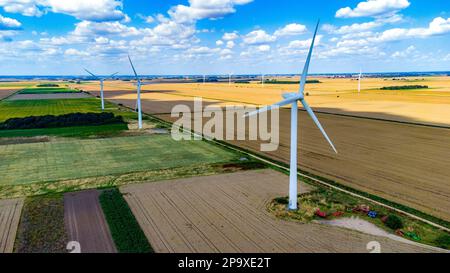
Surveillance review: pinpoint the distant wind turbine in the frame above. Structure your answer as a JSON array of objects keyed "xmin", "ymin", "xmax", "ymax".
[
  {"xmin": 358, "ymin": 69, "xmax": 362, "ymax": 94},
  {"xmin": 128, "ymin": 55, "xmax": 153, "ymax": 129},
  {"xmin": 245, "ymin": 20, "xmax": 338, "ymax": 210},
  {"xmin": 84, "ymin": 69, "xmax": 118, "ymax": 110},
  {"xmin": 228, "ymin": 73, "xmax": 232, "ymax": 86},
  {"xmin": 261, "ymin": 73, "xmax": 265, "ymax": 87}
]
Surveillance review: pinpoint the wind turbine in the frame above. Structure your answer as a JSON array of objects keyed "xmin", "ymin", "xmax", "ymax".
[
  {"xmin": 358, "ymin": 69, "xmax": 362, "ymax": 94},
  {"xmin": 84, "ymin": 69, "xmax": 118, "ymax": 110},
  {"xmin": 261, "ymin": 73, "xmax": 265, "ymax": 87},
  {"xmin": 128, "ymin": 55, "xmax": 153, "ymax": 130},
  {"xmin": 245, "ymin": 21, "xmax": 337, "ymax": 210},
  {"xmin": 228, "ymin": 73, "xmax": 232, "ymax": 86}
]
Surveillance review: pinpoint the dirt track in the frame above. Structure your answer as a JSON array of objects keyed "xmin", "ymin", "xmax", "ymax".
[
  {"xmin": 121, "ymin": 170, "xmax": 439, "ymax": 253},
  {"xmin": 64, "ymin": 190, "xmax": 116, "ymax": 253},
  {"xmin": 0, "ymin": 198, "xmax": 23, "ymax": 253}
]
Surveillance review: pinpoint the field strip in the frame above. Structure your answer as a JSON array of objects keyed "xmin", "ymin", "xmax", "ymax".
[
  {"xmin": 142, "ymin": 109, "xmax": 450, "ymax": 232},
  {"xmin": 0, "ymin": 198, "xmax": 23, "ymax": 253},
  {"xmin": 64, "ymin": 190, "xmax": 117, "ymax": 253},
  {"xmin": 121, "ymin": 170, "xmax": 441, "ymax": 253}
]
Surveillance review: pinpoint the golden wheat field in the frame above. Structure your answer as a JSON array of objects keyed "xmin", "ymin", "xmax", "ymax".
[{"xmin": 74, "ymin": 76, "xmax": 450, "ymax": 221}]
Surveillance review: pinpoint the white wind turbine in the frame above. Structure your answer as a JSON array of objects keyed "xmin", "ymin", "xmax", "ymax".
[
  {"xmin": 128, "ymin": 55, "xmax": 153, "ymax": 129},
  {"xmin": 84, "ymin": 69, "xmax": 118, "ymax": 110},
  {"xmin": 245, "ymin": 21, "xmax": 338, "ymax": 210},
  {"xmin": 228, "ymin": 73, "xmax": 232, "ymax": 86},
  {"xmin": 261, "ymin": 73, "xmax": 265, "ymax": 87},
  {"xmin": 358, "ymin": 68, "xmax": 362, "ymax": 94}
]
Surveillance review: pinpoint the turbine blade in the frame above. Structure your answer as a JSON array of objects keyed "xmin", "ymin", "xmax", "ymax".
[
  {"xmin": 244, "ymin": 96, "xmax": 300, "ymax": 118},
  {"xmin": 299, "ymin": 20, "xmax": 320, "ymax": 94},
  {"xmin": 109, "ymin": 72, "xmax": 119, "ymax": 78},
  {"xmin": 84, "ymin": 69, "xmax": 98, "ymax": 79},
  {"xmin": 300, "ymin": 99, "xmax": 338, "ymax": 154},
  {"xmin": 128, "ymin": 55, "xmax": 139, "ymax": 81}
]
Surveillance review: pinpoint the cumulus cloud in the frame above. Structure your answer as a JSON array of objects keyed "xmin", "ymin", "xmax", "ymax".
[
  {"xmin": 336, "ymin": 0, "xmax": 410, "ymax": 18},
  {"xmin": 322, "ymin": 21, "xmax": 382, "ymax": 34},
  {"xmin": 373, "ymin": 17, "xmax": 450, "ymax": 42},
  {"xmin": 0, "ymin": 14, "xmax": 21, "ymax": 30},
  {"xmin": 222, "ymin": 31, "xmax": 238, "ymax": 40},
  {"xmin": 226, "ymin": 40, "xmax": 235, "ymax": 48},
  {"xmin": 0, "ymin": 0, "xmax": 126, "ymax": 21},
  {"xmin": 391, "ymin": 45, "xmax": 415, "ymax": 58},
  {"xmin": 242, "ymin": 30, "xmax": 276, "ymax": 45},
  {"xmin": 168, "ymin": 0, "xmax": 253, "ymax": 24},
  {"xmin": 274, "ymin": 23, "xmax": 307, "ymax": 37},
  {"xmin": 65, "ymin": 48, "xmax": 89, "ymax": 56}
]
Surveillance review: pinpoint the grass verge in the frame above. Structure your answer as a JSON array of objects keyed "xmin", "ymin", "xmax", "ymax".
[
  {"xmin": 14, "ymin": 194, "xmax": 68, "ymax": 253},
  {"xmin": 99, "ymin": 188, "xmax": 153, "ymax": 253},
  {"xmin": 0, "ymin": 161, "xmax": 266, "ymax": 199},
  {"xmin": 268, "ymin": 189, "xmax": 450, "ymax": 250}
]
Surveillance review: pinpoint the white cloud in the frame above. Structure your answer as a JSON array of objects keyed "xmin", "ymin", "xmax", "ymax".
[
  {"xmin": 216, "ymin": 40, "xmax": 224, "ymax": 46},
  {"xmin": 336, "ymin": 0, "xmax": 410, "ymax": 18},
  {"xmin": 323, "ymin": 21, "xmax": 382, "ymax": 34},
  {"xmin": 0, "ymin": 0, "xmax": 126, "ymax": 21},
  {"xmin": 391, "ymin": 45, "xmax": 416, "ymax": 58},
  {"xmin": 65, "ymin": 48, "xmax": 89, "ymax": 56},
  {"xmin": 373, "ymin": 17, "xmax": 450, "ymax": 42},
  {"xmin": 226, "ymin": 40, "xmax": 235, "ymax": 48},
  {"xmin": 168, "ymin": 0, "xmax": 253, "ymax": 24},
  {"xmin": 0, "ymin": 14, "xmax": 21, "ymax": 30},
  {"xmin": 242, "ymin": 30, "xmax": 276, "ymax": 45},
  {"xmin": 257, "ymin": 44, "xmax": 270, "ymax": 52},
  {"xmin": 72, "ymin": 20, "xmax": 140, "ymax": 37},
  {"xmin": 222, "ymin": 31, "xmax": 238, "ymax": 40},
  {"xmin": 274, "ymin": 23, "xmax": 307, "ymax": 37}
]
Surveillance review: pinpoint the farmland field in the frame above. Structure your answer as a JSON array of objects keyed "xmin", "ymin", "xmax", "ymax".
[
  {"xmin": 0, "ymin": 135, "xmax": 239, "ymax": 185},
  {"xmin": 64, "ymin": 190, "xmax": 116, "ymax": 253},
  {"xmin": 0, "ymin": 98, "xmax": 136, "ymax": 122},
  {"xmin": 0, "ymin": 198, "xmax": 23, "ymax": 253},
  {"xmin": 121, "ymin": 170, "xmax": 438, "ymax": 253},
  {"xmin": 19, "ymin": 87, "xmax": 80, "ymax": 94},
  {"xmin": 78, "ymin": 77, "xmax": 450, "ymax": 221}
]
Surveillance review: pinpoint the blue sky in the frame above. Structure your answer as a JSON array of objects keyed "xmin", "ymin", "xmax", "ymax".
[{"xmin": 0, "ymin": 0, "xmax": 449, "ymax": 75}]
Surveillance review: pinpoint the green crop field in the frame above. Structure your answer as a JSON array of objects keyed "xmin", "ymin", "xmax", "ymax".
[
  {"xmin": 0, "ymin": 135, "xmax": 238, "ymax": 185},
  {"xmin": 0, "ymin": 98, "xmax": 137, "ymax": 122},
  {"xmin": 19, "ymin": 87, "xmax": 80, "ymax": 94}
]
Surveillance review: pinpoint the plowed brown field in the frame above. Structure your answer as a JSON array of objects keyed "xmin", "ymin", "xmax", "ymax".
[
  {"xmin": 121, "ymin": 170, "xmax": 439, "ymax": 253},
  {"xmin": 79, "ymin": 80, "xmax": 450, "ymax": 221},
  {"xmin": 64, "ymin": 190, "xmax": 116, "ymax": 253}
]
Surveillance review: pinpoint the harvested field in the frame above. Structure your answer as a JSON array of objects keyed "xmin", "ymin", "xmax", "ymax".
[
  {"xmin": 121, "ymin": 170, "xmax": 439, "ymax": 253},
  {"xmin": 87, "ymin": 80, "xmax": 450, "ymax": 221},
  {"xmin": 158, "ymin": 110, "xmax": 450, "ymax": 221},
  {"xmin": 64, "ymin": 190, "xmax": 116, "ymax": 253},
  {"xmin": 7, "ymin": 93, "xmax": 91, "ymax": 100},
  {"xmin": 0, "ymin": 198, "xmax": 23, "ymax": 253},
  {"xmin": 77, "ymin": 76, "xmax": 450, "ymax": 126},
  {"xmin": 0, "ymin": 89, "xmax": 19, "ymax": 100}
]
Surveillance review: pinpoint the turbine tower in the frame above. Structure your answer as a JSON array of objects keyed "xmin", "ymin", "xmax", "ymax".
[
  {"xmin": 261, "ymin": 74, "xmax": 265, "ymax": 87},
  {"xmin": 358, "ymin": 69, "xmax": 362, "ymax": 94},
  {"xmin": 128, "ymin": 55, "xmax": 153, "ymax": 129},
  {"xmin": 228, "ymin": 73, "xmax": 232, "ymax": 86},
  {"xmin": 84, "ymin": 69, "xmax": 118, "ymax": 110},
  {"xmin": 245, "ymin": 21, "xmax": 337, "ymax": 210}
]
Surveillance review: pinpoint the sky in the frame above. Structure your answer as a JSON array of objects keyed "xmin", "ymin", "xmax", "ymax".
[{"xmin": 0, "ymin": 0, "xmax": 449, "ymax": 75}]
